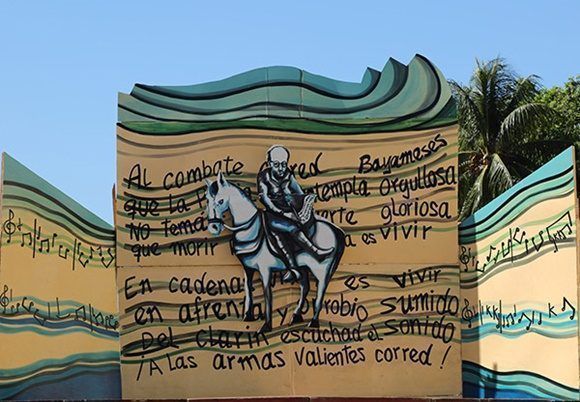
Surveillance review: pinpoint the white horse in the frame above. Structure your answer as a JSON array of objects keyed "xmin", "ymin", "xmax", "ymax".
[{"xmin": 205, "ymin": 172, "xmax": 345, "ymax": 333}]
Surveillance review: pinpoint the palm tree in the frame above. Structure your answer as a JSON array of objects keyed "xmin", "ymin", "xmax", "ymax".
[{"xmin": 453, "ymin": 58, "xmax": 566, "ymax": 220}]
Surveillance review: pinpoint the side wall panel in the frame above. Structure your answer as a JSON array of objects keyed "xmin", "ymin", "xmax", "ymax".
[
  {"xmin": 0, "ymin": 154, "xmax": 121, "ymax": 400},
  {"xmin": 459, "ymin": 147, "xmax": 580, "ymax": 400}
]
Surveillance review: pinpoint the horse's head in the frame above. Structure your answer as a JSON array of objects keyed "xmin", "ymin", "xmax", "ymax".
[{"xmin": 205, "ymin": 172, "xmax": 232, "ymax": 236}]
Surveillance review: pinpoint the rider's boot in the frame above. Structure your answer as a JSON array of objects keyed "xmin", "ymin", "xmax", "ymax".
[
  {"xmin": 271, "ymin": 232, "xmax": 301, "ymax": 283},
  {"xmin": 294, "ymin": 231, "xmax": 334, "ymax": 261},
  {"xmin": 282, "ymin": 268, "xmax": 301, "ymax": 284},
  {"xmin": 280, "ymin": 250, "xmax": 301, "ymax": 283}
]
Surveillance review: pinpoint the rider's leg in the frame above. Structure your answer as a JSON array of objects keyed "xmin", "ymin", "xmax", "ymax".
[
  {"xmin": 292, "ymin": 229, "xmax": 334, "ymax": 261},
  {"xmin": 270, "ymin": 231, "xmax": 301, "ymax": 283}
]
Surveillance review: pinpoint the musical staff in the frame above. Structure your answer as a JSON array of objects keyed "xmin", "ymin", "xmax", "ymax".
[
  {"xmin": 0, "ymin": 283, "xmax": 118, "ymax": 332},
  {"xmin": 460, "ymin": 211, "xmax": 575, "ymax": 273},
  {"xmin": 461, "ymin": 296, "xmax": 576, "ymax": 332},
  {"xmin": 2, "ymin": 208, "xmax": 115, "ymax": 270}
]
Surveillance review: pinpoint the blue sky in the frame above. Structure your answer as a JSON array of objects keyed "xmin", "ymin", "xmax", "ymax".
[{"xmin": 0, "ymin": 1, "xmax": 578, "ymax": 223}]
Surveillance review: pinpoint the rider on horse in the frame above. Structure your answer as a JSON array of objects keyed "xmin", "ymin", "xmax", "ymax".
[{"xmin": 257, "ymin": 145, "xmax": 334, "ymax": 283}]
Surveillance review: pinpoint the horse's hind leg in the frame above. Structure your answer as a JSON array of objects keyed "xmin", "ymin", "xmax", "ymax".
[
  {"xmin": 258, "ymin": 268, "xmax": 272, "ymax": 333},
  {"xmin": 310, "ymin": 272, "xmax": 330, "ymax": 328},
  {"xmin": 242, "ymin": 267, "xmax": 256, "ymax": 321},
  {"xmin": 291, "ymin": 271, "xmax": 309, "ymax": 325}
]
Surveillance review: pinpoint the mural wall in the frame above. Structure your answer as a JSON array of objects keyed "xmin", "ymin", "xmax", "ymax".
[
  {"xmin": 459, "ymin": 147, "xmax": 580, "ymax": 399},
  {"xmin": 0, "ymin": 154, "xmax": 120, "ymax": 399},
  {"xmin": 116, "ymin": 55, "xmax": 462, "ymax": 398},
  {"xmin": 2, "ymin": 55, "xmax": 577, "ymax": 401}
]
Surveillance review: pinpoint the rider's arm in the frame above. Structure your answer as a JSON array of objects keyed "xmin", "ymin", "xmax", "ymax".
[
  {"xmin": 288, "ymin": 173, "xmax": 304, "ymax": 195},
  {"xmin": 259, "ymin": 180, "xmax": 284, "ymax": 215}
]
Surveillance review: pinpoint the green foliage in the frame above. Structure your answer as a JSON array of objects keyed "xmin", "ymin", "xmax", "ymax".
[
  {"xmin": 535, "ymin": 76, "xmax": 580, "ymax": 140},
  {"xmin": 453, "ymin": 58, "xmax": 571, "ymax": 221}
]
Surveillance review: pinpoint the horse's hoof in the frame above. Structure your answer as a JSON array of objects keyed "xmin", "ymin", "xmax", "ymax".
[
  {"xmin": 258, "ymin": 322, "xmax": 272, "ymax": 333},
  {"xmin": 243, "ymin": 312, "xmax": 256, "ymax": 322},
  {"xmin": 308, "ymin": 319, "xmax": 320, "ymax": 328},
  {"xmin": 290, "ymin": 313, "xmax": 303, "ymax": 325}
]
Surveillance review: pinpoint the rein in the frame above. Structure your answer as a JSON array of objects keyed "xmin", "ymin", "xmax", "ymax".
[{"xmin": 208, "ymin": 212, "xmax": 258, "ymax": 233}]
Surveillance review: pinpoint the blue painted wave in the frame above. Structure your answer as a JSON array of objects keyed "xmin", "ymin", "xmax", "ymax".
[
  {"xmin": 1, "ymin": 364, "xmax": 120, "ymax": 400},
  {"xmin": 0, "ymin": 351, "xmax": 120, "ymax": 399},
  {"xmin": 0, "ymin": 350, "xmax": 118, "ymax": 378},
  {"xmin": 463, "ymin": 360, "xmax": 579, "ymax": 400},
  {"xmin": 0, "ymin": 316, "xmax": 118, "ymax": 339},
  {"xmin": 462, "ymin": 308, "xmax": 578, "ymax": 342}
]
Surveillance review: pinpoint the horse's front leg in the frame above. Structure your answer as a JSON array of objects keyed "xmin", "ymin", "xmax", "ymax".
[
  {"xmin": 242, "ymin": 266, "xmax": 256, "ymax": 321},
  {"xmin": 291, "ymin": 271, "xmax": 309, "ymax": 325},
  {"xmin": 258, "ymin": 267, "xmax": 272, "ymax": 333}
]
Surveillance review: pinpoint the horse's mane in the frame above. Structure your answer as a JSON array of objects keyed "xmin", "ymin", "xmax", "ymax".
[{"xmin": 231, "ymin": 181, "xmax": 254, "ymax": 204}]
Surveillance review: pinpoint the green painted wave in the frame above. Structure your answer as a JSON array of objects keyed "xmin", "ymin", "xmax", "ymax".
[
  {"xmin": 2, "ymin": 154, "xmax": 112, "ymax": 232},
  {"xmin": 118, "ymin": 55, "xmax": 457, "ymax": 133}
]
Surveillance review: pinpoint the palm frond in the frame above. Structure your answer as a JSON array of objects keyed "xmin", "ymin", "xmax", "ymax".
[
  {"xmin": 451, "ymin": 81, "xmax": 486, "ymax": 149},
  {"xmin": 487, "ymin": 153, "xmax": 514, "ymax": 197},
  {"xmin": 506, "ymin": 75, "xmax": 542, "ymax": 113},
  {"xmin": 497, "ymin": 151, "xmax": 537, "ymax": 177},
  {"xmin": 499, "ymin": 103, "xmax": 555, "ymax": 141},
  {"xmin": 459, "ymin": 165, "xmax": 488, "ymax": 221}
]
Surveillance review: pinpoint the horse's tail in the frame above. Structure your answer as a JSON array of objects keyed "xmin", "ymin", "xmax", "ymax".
[{"xmin": 326, "ymin": 222, "xmax": 346, "ymax": 282}]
